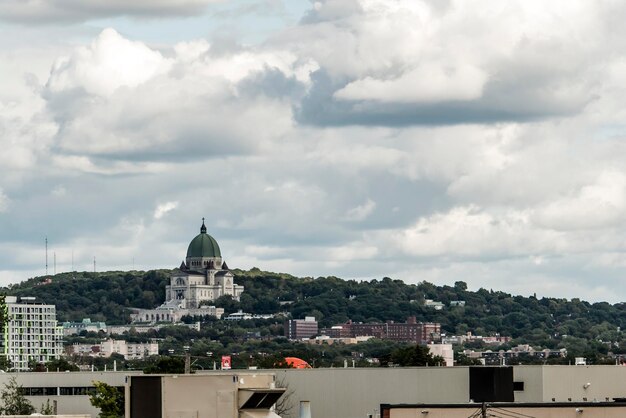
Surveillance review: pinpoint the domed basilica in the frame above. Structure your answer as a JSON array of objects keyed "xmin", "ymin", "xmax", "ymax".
[{"xmin": 164, "ymin": 219, "xmax": 244, "ymax": 308}]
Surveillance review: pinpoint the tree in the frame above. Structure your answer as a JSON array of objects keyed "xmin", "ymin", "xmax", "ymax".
[
  {"xmin": 274, "ymin": 376, "xmax": 295, "ymax": 417},
  {"xmin": 40, "ymin": 399, "xmax": 54, "ymax": 414},
  {"xmin": 0, "ymin": 356, "xmax": 13, "ymax": 372},
  {"xmin": 0, "ymin": 376, "xmax": 35, "ymax": 415},
  {"xmin": 30, "ymin": 357, "xmax": 80, "ymax": 372},
  {"xmin": 143, "ymin": 356, "xmax": 186, "ymax": 374},
  {"xmin": 390, "ymin": 344, "xmax": 442, "ymax": 367},
  {"xmin": 89, "ymin": 381, "xmax": 124, "ymax": 418}
]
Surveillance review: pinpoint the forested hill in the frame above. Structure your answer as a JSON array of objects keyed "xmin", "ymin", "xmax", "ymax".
[{"xmin": 5, "ymin": 268, "xmax": 626, "ymax": 347}]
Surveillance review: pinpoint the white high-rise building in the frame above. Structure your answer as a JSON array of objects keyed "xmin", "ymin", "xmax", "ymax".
[{"xmin": 1, "ymin": 296, "xmax": 63, "ymax": 371}]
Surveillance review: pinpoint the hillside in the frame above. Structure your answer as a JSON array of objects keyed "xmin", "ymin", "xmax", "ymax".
[{"xmin": 6, "ymin": 269, "xmax": 626, "ymax": 354}]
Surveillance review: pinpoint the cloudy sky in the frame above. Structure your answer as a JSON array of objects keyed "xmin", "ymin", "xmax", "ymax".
[{"xmin": 2, "ymin": 0, "xmax": 626, "ymax": 303}]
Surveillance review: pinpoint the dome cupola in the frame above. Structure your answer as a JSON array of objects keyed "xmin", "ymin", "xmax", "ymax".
[
  {"xmin": 185, "ymin": 219, "xmax": 222, "ymax": 270},
  {"xmin": 186, "ymin": 218, "xmax": 221, "ymax": 259}
]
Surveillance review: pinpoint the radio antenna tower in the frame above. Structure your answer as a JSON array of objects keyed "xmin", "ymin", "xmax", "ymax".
[{"xmin": 45, "ymin": 237, "xmax": 48, "ymax": 276}]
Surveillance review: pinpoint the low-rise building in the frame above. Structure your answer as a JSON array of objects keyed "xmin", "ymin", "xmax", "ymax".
[
  {"xmin": 62, "ymin": 318, "xmax": 107, "ymax": 336},
  {"xmin": 224, "ymin": 310, "xmax": 274, "ymax": 321},
  {"xmin": 442, "ymin": 332, "xmax": 512, "ymax": 346},
  {"xmin": 424, "ymin": 299, "xmax": 445, "ymax": 310},
  {"xmin": 129, "ymin": 300, "xmax": 224, "ymax": 324},
  {"xmin": 463, "ymin": 345, "xmax": 568, "ymax": 364},
  {"xmin": 107, "ymin": 322, "xmax": 200, "ymax": 335},
  {"xmin": 70, "ymin": 339, "xmax": 158, "ymax": 360}
]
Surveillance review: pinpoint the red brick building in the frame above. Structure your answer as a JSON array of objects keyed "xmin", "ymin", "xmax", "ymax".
[{"xmin": 321, "ymin": 317, "xmax": 440, "ymax": 343}]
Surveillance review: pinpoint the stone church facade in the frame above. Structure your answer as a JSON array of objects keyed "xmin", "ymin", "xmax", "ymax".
[{"xmin": 164, "ymin": 220, "xmax": 244, "ymax": 309}]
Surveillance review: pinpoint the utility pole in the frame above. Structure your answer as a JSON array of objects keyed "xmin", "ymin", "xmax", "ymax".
[{"xmin": 184, "ymin": 347, "xmax": 191, "ymax": 374}]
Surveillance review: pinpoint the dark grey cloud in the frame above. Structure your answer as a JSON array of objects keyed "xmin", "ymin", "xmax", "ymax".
[
  {"xmin": 237, "ymin": 67, "xmax": 307, "ymax": 100},
  {"xmin": 295, "ymin": 67, "xmax": 595, "ymax": 127},
  {"xmin": 0, "ymin": 0, "xmax": 215, "ymax": 24}
]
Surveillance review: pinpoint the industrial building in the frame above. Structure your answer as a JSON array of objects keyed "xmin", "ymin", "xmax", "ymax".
[
  {"xmin": 273, "ymin": 365, "xmax": 626, "ymax": 418},
  {"xmin": 126, "ymin": 373, "xmax": 285, "ymax": 418},
  {"xmin": 380, "ymin": 403, "xmax": 626, "ymax": 418},
  {"xmin": 0, "ymin": 365, "xmax": 624, "ymax": 417}
]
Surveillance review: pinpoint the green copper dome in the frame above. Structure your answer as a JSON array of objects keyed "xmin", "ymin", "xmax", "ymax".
[{"xmin": 186, "ymin": 220, "xmax": 221, "ymax": 258}]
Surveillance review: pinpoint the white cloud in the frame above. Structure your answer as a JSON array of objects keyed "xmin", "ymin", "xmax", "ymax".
[
  {"xmin": 47, "ymin": 29, "xmax": 171, "ymax": 97},
  {"xmin": 154, "ymin": 201, "xmax": 179, "ymax": 220},
  {"xmin": 532, "ymin": 170, "xmax": 626, "ymax": 231},
  {"xmin": 51, "ymin": 186, "xmax": 66, "ymax": 197},
  {"xmin": 389, "ymin": 206, "xmax": 562, "ymax": 259},
  {"xmin": 344, "ymin": 199, "xmax": 376, "ymax": 222},
  {"xmin": 42, "ymin": 29, "xmax": 311, "ymax": 160}
]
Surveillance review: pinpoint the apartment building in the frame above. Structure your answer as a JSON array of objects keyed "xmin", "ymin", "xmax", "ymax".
[
  {"xmin": 285, "ymin": 316, "xmax": 319, "ymax": 340},
  {"xmin": 1, "ymin": 296, "xmax": 63, "ymax": 371},
  {"xmin": 70, "ymin": 338, "xmax": 159, "ymax": 360},
  {"xmin": 322, "ymin": 317, "xmax": 441, "ymax": 344}
]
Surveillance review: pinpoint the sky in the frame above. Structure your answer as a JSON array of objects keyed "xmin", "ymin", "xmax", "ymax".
[{"xmin": 1, "ymin": 0, "xmax": 626, "ymax": 303}]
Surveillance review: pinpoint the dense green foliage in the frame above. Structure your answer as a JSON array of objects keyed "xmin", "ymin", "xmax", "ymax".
[
  {"xmin": 7, "ymin": 270, "xmax": 170, "ymax": 324},
  {"xmin": 389, "ymin": 344, "xmax": 444, "ymax": 366},
  {"xmin": 89, "ymin": 381, "xmax": 124, "ymax": 418},
  {"xmin": 0, "ymin": 376, "xmax": 35, "ymax": 415},
  {"xmin": 8, "ymin": 268, "xmax": 626, "ymax": 358},
  {"xmin": 143, "ymin": 356, "xmax": 186, "ymax": 374}
]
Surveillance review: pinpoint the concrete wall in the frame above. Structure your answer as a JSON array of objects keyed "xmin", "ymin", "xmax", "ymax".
[
  {"xmin": 1, "ymin": 371, "xmax": 133, "ymax": 418},
  {"xmin": 513, "ymin": 365, "xmax": 626, "ymax": 403},
  {"xmin": 127, "ymin": 373, "xmax": 279, "ymax": 418},
  {"xmin": 273, "ymin": 367, "xmax": 470, "ymax": 418}
]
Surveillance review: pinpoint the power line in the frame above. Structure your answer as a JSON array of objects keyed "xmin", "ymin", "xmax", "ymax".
[{"xmin": 491, "ymin": 407, "xmax": 536, "ymax": 418}]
